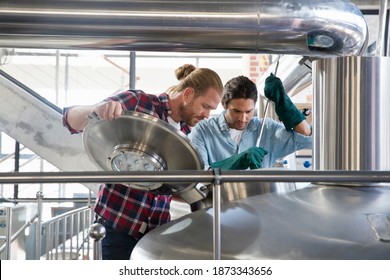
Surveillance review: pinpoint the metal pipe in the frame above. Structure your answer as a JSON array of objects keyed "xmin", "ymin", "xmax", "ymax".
[
  {"xmin": 62, "ymin": 219, "xmax": 66, "ymax": 261},
  {"xmin": 88, "ymin": 223, "xmax": 106, "ymax": 260},
  {"xmin": 212, "ymin": 168, "xmax": 222, "ymax": 260},
  {"xmin": 76, "ymin": 212, "xmax": 81, "ymax": 259},
  {"xmin": 81, "ymin": 211, "xmax": 86, "ymax": 258},
  {"xmin": 129, "ymin": 51, "xmax": 136, "ymax": 89},
  {"xmin": 257, "ymin": 55, "xmax": 313, "ymax": 99},
  {"xmin": 4, "ymin": 207, "xmax": 12, "ymax": 260},
  {"xmin": 0, "ymin": 198, "xmax": 95, "ymax": 203},
  {"xmin": 376, "ymin": 0, "xmax": 389, "ymax": 56},
  {"xmin": 387, "ymin": 9, "xmax": 390, "ymax": 56},
  {"xmin": 35, "ymin": 191, "xmax": 43, "ymax": 260},
  {"xmin": 13, "ymin": 141, "xmax": 20, "ymax": 201},
  {"xmin": 0, "ymin": 170, "xmax": 390, "ymax": 184},
  {"xmin": 0, "ymin": 0, "xmax": 367, "ymax": 57},
  {"xmin": 257, "ymin": 55, "xmax": 281, "ymax": 147},
  {"xmin": 45, "ymin": 223, "xmax": 51, "ymax": 260},
  {"xmin": 54, "ymin": 221, "xmax": 59, "ymax": 260},
  {"xmin": 69, "ymin": 215, "xmax": 74, "ymax": 260}
]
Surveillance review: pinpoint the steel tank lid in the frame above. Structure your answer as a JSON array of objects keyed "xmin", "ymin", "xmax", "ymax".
[
  {"xmin": 131, "ymin": 185, "xmax": 390, "ymax": 259},
  {"xmin": 82, "ymin": 111, "xmax": 203, "ymax": 194}
]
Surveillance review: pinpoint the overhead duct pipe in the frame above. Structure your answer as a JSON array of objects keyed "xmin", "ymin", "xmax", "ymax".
[{"xmin": 0, "ymin": 0, "xmax": 368, "ymax": 57}]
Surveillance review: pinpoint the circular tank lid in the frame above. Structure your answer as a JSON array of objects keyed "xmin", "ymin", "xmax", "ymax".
[{"xmin": 82, "ymin": 111, "xmax": 203, "ymax": 194}]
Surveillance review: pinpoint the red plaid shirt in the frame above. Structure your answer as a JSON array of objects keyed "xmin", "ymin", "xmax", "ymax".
[{"xmin": 63, "ymin": 90, "xmax": 191, "ymax": 239}]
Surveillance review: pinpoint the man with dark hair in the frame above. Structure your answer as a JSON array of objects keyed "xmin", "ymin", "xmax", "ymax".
[{"xmin": 189, "ymin": 74, "xmax": 312, "ymax": 170}]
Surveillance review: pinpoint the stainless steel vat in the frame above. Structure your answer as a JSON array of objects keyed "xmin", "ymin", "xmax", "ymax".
[
  {"xmin": 131, "ymin": 185, "xmax": 390, "ymax": 259},
  {"xmin": 313, "ymin": 56, "xmax": 390, "ymax": 185},
  {"xmin": 131, "ymin": 56, "xmax": 390, "ymax": 259},
  {"xmin": 190, "ymin": 168, "xmax": 297, "ymax": 211}
]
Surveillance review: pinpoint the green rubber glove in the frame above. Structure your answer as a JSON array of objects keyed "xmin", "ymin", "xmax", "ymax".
[
  {"xmin": 210, "ymin": 147, "xmax": 268, "ymax": 170},
  {"xmin": 264, "ymin": 73, "xmax": 306, "ymax": 130}
]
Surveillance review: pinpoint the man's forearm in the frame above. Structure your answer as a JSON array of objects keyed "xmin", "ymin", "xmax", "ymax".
[
  {"xmin": 66, "ymin": 105, "xmax": 95, "ymax": 131},
  {"xmin": 293, "ymin": 120, "xmax": 312, "ymax": 136}
]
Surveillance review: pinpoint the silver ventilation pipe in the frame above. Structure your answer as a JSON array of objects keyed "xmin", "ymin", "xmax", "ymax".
[
  {"xmin": 257, "ymin": 55, "xmax": 312, "ymax": 94},
  {"xmin": 0, "ymin": 0, "xmax": 368, "ymax": 57}
]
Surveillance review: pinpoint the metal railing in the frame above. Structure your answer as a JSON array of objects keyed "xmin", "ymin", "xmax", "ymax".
[
  {"xmin": 1, "ymin": 169, "xmax": 390, "ymax": 185},
  {"xmin": 0, "ymin": 191, "xmax": 94, "ymax": 260},
  {"xmin": 1, "ymin": 169, "xmax": 390, "ymax": 260},
  {"xmin": 40, "ymin": 204, "xmax": 94, "ymax": 260}
]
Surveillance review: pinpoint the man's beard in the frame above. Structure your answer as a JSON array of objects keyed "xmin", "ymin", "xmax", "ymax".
[{"xmin": 179, "ymin": 102, "xmax": 198, "ymax": 126}]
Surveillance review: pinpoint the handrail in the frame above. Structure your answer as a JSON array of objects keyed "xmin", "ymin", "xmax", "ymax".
[
  {"xmin": 1, "ymin": 169, "xmax": 389, "ymax": 260},
  {"xmin": 0, "ymin": 70, "xmax": 62, "ymax": 114},
  {"xmin": 41, "ymin": 206, "xmax": 91, "ymax": 226},
  {"xmin": 0, "ymin": 198, "xmax": 95, "ymax": 203},
  {"xmin": 0, "ymin": 170, "xmax": 390, "ymax": 184}
]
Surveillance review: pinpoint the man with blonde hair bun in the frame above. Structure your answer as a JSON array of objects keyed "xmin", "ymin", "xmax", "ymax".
[{"xmin": 62, "ymin": 63, "xmax": 223, "ymax": 260}]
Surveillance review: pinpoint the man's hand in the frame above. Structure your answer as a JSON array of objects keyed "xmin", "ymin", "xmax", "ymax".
[
  {"xmin": 93, "ymin": 100, "xmax": 123, "ymax": 120},
  {"xmin": 264, "ymin": 73, "xmax": 305, "ymax": 131},
  {"xmin": 210, "ymin": 147, "xmax": 268, "ymax": 170}
]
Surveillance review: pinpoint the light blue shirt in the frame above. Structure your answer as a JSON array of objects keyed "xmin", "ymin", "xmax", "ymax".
[{"xmin": 188, "ymin": 111, "xmax": 312, "ymax": 169}]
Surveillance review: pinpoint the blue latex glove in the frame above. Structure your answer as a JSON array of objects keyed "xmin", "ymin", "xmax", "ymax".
[
  {"xmin": 264, "ymin": 73, "xmax": 306, "ymax": 130},
  {"xmin": 210, "ymin": 147, "xmax": 268, "ymax": 170}
]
